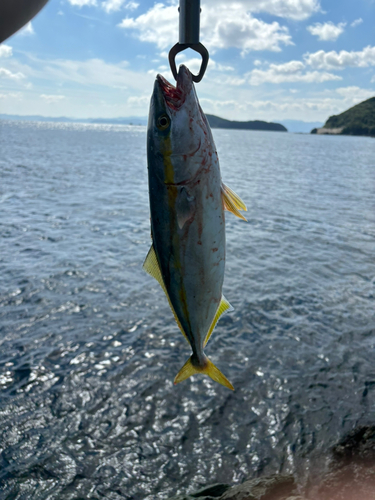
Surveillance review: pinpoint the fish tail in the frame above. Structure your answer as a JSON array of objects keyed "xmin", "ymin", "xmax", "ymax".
[{"xmin": 174, "ymin": 355, "xmax": 234, "ymax": 390}]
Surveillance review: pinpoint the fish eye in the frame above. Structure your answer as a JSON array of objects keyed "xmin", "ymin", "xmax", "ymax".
[{"xmin": 157, "ymin": 114, "xmax": 170, "ymax": 131}]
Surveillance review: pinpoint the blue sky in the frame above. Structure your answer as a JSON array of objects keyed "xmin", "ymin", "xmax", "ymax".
[{"xmin": 0, "ymin": 0, "xmax": 374, "ymax": 121}]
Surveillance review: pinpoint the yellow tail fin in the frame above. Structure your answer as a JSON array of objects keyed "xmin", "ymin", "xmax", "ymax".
[{"xmin": 174, "ymin": 356, "xmax": 234, "ymax": 390}]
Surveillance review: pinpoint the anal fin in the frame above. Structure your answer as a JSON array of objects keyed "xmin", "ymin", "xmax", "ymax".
[
  {"xmin": 143, "ymin": 245, "xmax": 189, "ymax": 343},
  {"xmin": 221, "ymin": 183, "xmax": 247, "ymax": 221},
  {"xmin": 204, "ymin": 295, "xmax": 233, "ymax": 347}
]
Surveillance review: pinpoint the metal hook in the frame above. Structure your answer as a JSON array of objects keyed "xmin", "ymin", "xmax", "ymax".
[
  {"xmin": 168, "ymin": 0, "xmax": 209, "ymax": 83},
  {"xmin": 169, "ymin": 42, "xmax": 209, "ymax": 83}
]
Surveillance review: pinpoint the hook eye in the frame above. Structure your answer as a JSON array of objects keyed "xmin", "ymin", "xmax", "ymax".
[{"xmin": 168, "ymin": 42, "xmax": 209, "ymax": 83}]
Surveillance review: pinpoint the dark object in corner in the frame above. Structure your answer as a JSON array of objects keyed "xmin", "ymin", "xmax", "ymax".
[
  {"xmin": 166, "ymin": 474, "xmax": 298, "ymax": 500},
  {"xmin": 331, "ymin": 425, "xmax": 375, "ymax": 467},
  {"xmin": 0, "ymin": 0, "xmax": 49, "ymax": 43},
  {"xmin": 308, "ymin": 426, "xmax": 375, "ymax": 500},
  {"xmin": 166, "ymin": 426, "xmax": 375, "ymax": 500},
  {"xmin": 191, "ymin": 483, "xmax": 231, "ymax": 498}
]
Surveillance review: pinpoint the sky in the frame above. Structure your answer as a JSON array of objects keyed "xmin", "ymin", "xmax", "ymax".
[{"xmin": 0, "ymin": 0, "xmax": 374, "ymax": 122}]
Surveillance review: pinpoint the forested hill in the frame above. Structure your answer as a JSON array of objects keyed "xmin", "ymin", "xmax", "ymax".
[
  {"xmin": 206, "ymin": 114, "xmax": 287, "ymax": 132},
  {"xmin": 320, "ymin": 97, "xmax": 375, "ymax": 136}
]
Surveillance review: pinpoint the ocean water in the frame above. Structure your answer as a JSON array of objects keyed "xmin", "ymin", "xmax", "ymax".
[{"xmin": 0, "ymin": 120, "xmax": 375, "ymax": 499}]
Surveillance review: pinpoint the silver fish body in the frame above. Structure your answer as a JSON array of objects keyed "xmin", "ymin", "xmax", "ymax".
[{"xmin": 144, "ymin": 65, "xmax": 246, "ymax": 389}]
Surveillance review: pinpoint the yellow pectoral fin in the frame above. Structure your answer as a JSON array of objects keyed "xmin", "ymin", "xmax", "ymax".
[
  {"xmin": 221, "ymin": 183, "xmax": 247, "ymax": 221},
  {"xmin": 143, "ymin": 245, "xmax": 189, "ymax": 343},
  {"xmin": 204, "ymin": 296, "xmax": 233, "ymax": 347},
  {"xmin": 174, "ymin": 356, "xmax": 234, "ymax": 390}
]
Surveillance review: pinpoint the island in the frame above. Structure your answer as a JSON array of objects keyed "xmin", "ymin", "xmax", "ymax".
[
  {"xmin": 206, "ymin": 114, "xmax": 287, "ymax": 132},
  {"xmin": 311, "ymin": 96, "xmax": 375, "ymax": 137}
]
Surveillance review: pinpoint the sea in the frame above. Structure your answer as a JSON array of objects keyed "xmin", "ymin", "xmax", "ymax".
[{"xmin": 1, "ymin": 120, "xmax": 375, "ymax": 499}]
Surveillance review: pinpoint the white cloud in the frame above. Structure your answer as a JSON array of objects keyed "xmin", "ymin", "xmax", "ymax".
[
  {"xmin": 305, "ymin": 46, "xmax": 375, "ymax": 70},
  {"xmin": 118, "ymin": 4, "xmax": 177, "ymax": 49},
  {"xmin": 204, "ymin": 8, "xmax": 293, "ymax": 55},
  {"xmin": 222, "ymin": 76, "xmax": 246, "ymax": 86},
  {"xmin": 67, "ymin": 0, "xmax": 97, "ymax": 6},
  {"xmin": 199, "ymin": 95, "xmax": 333, "ymax": 120},
  {"xmin": 233, "ymin": 0, "xmax": 321, "ymax": 20},
  {"xmin": 307, "ymin": 21, "xmax": 346, "ymax": 41},
  {"xmin": 0, "ymin": 55, "xmax": 157, "ymax": 118},
  {"xmin": 68, "ymin": 0, "xmax": 320, "ymax": 19},
  {"xmin": 40, "ymin": 94, "xmax": 66, "ymax": 103},
  {"xmin": 124, "ymin": 1, "xmax": 139, "ymax": 10},
  {"xmin": 198, "ymin": 87, "xmax": 374, "ymax": 122},
  {"xmin": 147, "ymin": 55, "xmax": 236, "ymax": 83},
  {"xmin": 0, "ymin": 92, "xmax": 22, "ymax": 99},
  {"xmin": 42, "ymin": 58, "xmax": 139, "ymax": 88},
  {"xmin": 351, "ymin": 18, "xmax": 363, "ymax": 28},
  {"xmin": 0, "ymin": 68, "xmax": 25, "ymax": 79},
  {"xmin": 174, "ymin": 55, "xmax": 234, "ymax": 73},
  {"xmin": 119, "ymin": 4, "xmax": 293, "ymax": 54},
  {"xmin": 103, "ymin": 0, "xmax": 123, "ymax": 13},
  {"xmin": 127, "ymin": 95, "xmax": 149, "ymax": 106},
  {"xmin": 19, "ymin": 22, "xmax": 35, "ymax": 36},
  {"xmin": 247, "ymin": 60, "xmax": 341, "ymax": 85},
  {"xmin": 335, "ymin": 86, "xmax": 375, "ymax": 101},
  {"xmin": 68, "ymin": 0, "xmax": 138, "ymax": 12},
  {"xmin": 12, "ymin": 56, "xmax": 155, "ymax": 96},
  {"xmin": 0, "ymin": 45, "xmax": 12, "ymax": 58},
  {"xmin": 102, "ymin": 0, "xmax": 139, "ymax": 13}
]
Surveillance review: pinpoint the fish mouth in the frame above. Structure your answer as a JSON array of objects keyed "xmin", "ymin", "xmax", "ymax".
[{"xmin": 156, "ymin": 64, "xmax": 192, "ymax": 110}]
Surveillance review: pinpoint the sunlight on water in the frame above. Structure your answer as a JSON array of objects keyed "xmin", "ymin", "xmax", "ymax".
[{"xmin": 0, "ymin": 120, "xmax": 375, "ymax": 498}]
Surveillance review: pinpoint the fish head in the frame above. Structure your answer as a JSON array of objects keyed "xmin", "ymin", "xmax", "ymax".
[{"xmin": 148, "ymin": 64, "xmax": 209, "ymax": 185}]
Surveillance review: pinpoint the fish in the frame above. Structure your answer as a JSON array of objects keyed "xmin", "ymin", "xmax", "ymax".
[{"xmin": 143, "ymin": 65, "xmax": 247, "ymax": 390}]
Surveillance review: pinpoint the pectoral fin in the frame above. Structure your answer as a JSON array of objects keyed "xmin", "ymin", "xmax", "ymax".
[
  {"xmin": 204, "ymin": 296, "xmax": 233, "ymax": 347},
  {"xmin": 143, "ymin": 245, "xmax": 189, "ymax": 343},
  {"xmin": 176, "ymin": 187, "xmax": 195, "ymax": 229},
  {"xmin": 174, "ymin": 355, "xmax": 234, "ymax": 390},
  {"xmin": 221, "ymin": 183, "xmax": 247, "ymax": 221}
]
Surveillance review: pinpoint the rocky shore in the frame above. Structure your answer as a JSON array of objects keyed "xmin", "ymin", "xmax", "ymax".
[
  {"xmin": 310, "ymin": 127, "xmax": 343, "ymax": 135},
  {"xmin": 167, "ymin": 426, "xmax": 375, "ymax": 500}
]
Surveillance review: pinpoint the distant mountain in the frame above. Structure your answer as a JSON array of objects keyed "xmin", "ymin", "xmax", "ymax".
[
  {"xmin": 311, "ymin": 97, "xmax": 375, "ymax": 136},
  {"xmin": 0, "ymin": 114, "xmax": 80, "ymax": 122},
  {"xmin": 1, "ymin": 113, "xmax": 287, "ymax": 132},
  {"xmin": 280, "ymin": 120, "xmax": 323, "ymax": 133},
  {"xmin": 0, "ymin": 114, "xmax": 148, "ymax": 126},
  {"xmin": 206, "ymin": 114, "xmax": 287, "ymax": 132}
]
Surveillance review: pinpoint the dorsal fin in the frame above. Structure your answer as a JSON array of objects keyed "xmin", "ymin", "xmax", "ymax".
[
  {"xmin": 221, "ymin": 183, "xmax": 247, "ymax": 221},
  {"xmin": 143, "ymin": 244, "xmax": 189, "ymax": 343},
  {"xmin": 204, "ymin": 295, "xmax": 233, "ymax": 347}
]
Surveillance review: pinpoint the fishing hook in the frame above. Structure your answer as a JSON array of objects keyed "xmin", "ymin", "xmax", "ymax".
[{"xmin": 168, "ymin": 0, "xmax": 209, "ymax": 83}]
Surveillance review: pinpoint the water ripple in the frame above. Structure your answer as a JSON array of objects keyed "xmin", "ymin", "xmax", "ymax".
[{"xmin": 0, "ymin": 121, "xmax": 375, "ymax": 498}]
